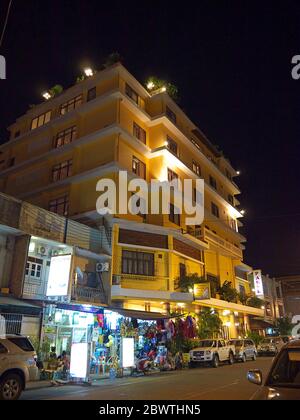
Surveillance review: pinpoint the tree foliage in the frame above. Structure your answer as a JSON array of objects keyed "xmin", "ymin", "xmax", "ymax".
[
  {"xmin": 275, "ymin": 316, "xmax": 293, "ymax": 336},
  {"xmin": 177, "ymin": 273, "xmax": 206, "ymax": 293},
  {"xmin": 197, "ymin": 308, "xmax": 223, "ymax": 339},
  {"xmin": 217, "ymin": 281, "xmax": 238, "ymax": 303}
]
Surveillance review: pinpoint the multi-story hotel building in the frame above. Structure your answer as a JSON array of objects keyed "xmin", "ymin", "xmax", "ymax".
[{"xmin": 0, "ymin": 63, "xmax": 264, "ymax": 338}]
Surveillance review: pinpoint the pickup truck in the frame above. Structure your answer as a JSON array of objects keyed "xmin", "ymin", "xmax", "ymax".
[{"xmin": 189, "ymin": 339, "xmax": 235, "ymax": 368}]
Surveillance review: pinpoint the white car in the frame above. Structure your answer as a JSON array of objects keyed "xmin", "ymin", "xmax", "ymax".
[
  {"xmin": 189, "ymin": 339, "xmax": 235, "ymax": 368},
  {"xmin": 257, "ymin": 336, "xmax": 290, "ymax": 356},
  {"xmin": 0, "ymin": 335, "xmax": 38, "ymax": 400}
]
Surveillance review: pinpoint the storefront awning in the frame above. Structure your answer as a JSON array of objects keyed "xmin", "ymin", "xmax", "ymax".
[
  {"xmin": 0, "ymin": 295, "xmax": 43, "ymax": 315},
  {"xmin": 55, "ymin": 302, "xmax": 104, "ymax": 314},
  {"xmin": 108, "ymin": 307, "xmax": 173, "ymax": 321}
]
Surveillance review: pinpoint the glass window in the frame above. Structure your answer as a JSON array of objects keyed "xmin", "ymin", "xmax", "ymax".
[
  {"xmin": 125, "ymin": 83, "xmax": 139, "ymax": 105},
  {"xmin": 87, "ymin": 87, "xmax": 96, "ymax": 102},
  {"xmin": 8, "ymin": 337, "xmax": 34, "ymax": 352},
  {"xmin": 122, "ymin": 250, "xmax": 154, "ymax": 276},
  {"xmin": 31, "ymin": 111, "xmax": 51, "ymax": 130},
  {"xmin": 169, "ymin": 203, "xmax": 180, "ymax": 226},
  {"xmin": 167, "ymin": 168, "xmax": 178, "ymax": 182},
  {"xmin": 52, "ymin": 159, "xmax": 73, "ymax": 182},
  {"xmin": 60, "ymin": 95, "xmax": 83, "ymax": 115},
  {"xmin": 267, "ymin": 349, "xmax": 300, "ymax": 388},
  {"xmin": 132, "ymin": 156, "xmax": 146, "ymax": 179},
  {"xmin": 133, "ymin": 122, "xmax": 146, "ymax": 144},
  {"xmin": 192, "ymin": 161, "xmax": 201, "ymax": 176},
  {"xmin": 166, "ymin": 136, "xmax": 178, "ymax": 155},
  {"xmin": 211, "ymin": 202, "xmax": 219, "ymax": 218},
  {"xmin": 54, "ymin": 126, "xmax": 77, "ymax": 149},
  {"xmin": 209, "ymin": 175, "xmax": 217, "ymax": 190},
  {"xmin": 166, "ymin": 106, "xmax": 177, "ymax": 124},
  {"xmin": 0, "ymin": 343, "xmax": 7, "ymax": 354},
  {"xmin": 49, "ymin": 195, "xmax": 69, "ymax": 216}
]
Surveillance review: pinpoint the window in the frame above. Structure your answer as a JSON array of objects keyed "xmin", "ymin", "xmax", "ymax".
[
  {"xmin": 207, "ymin": 274, "xmax": 220, "ymax": 298},
  {"xmin": 169, "ymin": 203, "xmax": 180, "ymax": 225},
  {"xmin": 25, "ymin": 258, "xmax": 43, "ymax": 282},
  {"xmin": 8, "ymin": 337, "xmax": 34, "ymax": 352},
  {"xmin": 179, "ymin": 263, "xmax": 186, "ymax": 279},
  {"xmin": 87, "ymin": 87, "xmax": 96, "ymax": 102},
  {"xmin": 60, "ymin": 95, "xmax": 83, "ymax": 115},
  {"xmin": 211, "ymin": 202, "xmax": 219, "ymax": 218},
  {"xmin": 267, "ymin": 349, "xmax": 300, "ymax": 388},
  {"xmin": 125, "ymin": 83, "xmax": 139, "ymax": 105},
  {"xmin": 122, "ymin": 250, "xmax": 154, "ymax": 276},
  {"xmin": 265, "ymin": 302, "xmax": 272, "ymax": 317},
  {"xmin": 133, "ymin": 122, "xmax": 146, "ymax": 144},
  {"xmin": 15, "ymin": 130, "xmax": 20, "ymax": 138},
  {"xmin": 167, "ymin": 168, "xmax": 178, "ymax": 182},
  {"xmin": 49, "ymin": 195, "xmax": 69, "ymax": 216},
  {"xmin": 145, "ymin": 302, "xmax": 151, "ymax": 312},
  {"xmin": 54, "ymin": 126, "xmax": 77, "ymax": 149},
  {"xmin": 52, "ymin": 159, "xmax": 73, "ymax": 182},
  {"xmin": 132, "ymin": 156, "xmax": 146, "ymax": 179},
  {"xmin": 166, "ymin": 106, "xmax": 177, "ymax": 124},
  {"xmin": 166, "ymin": 136, "xmax": 178, "ymax": 155},
  {"xmin": 209, "ymin": 175, "xmax": 217, "ymax": 190},
  {"xmin": 192, "ymin": 161, "xmax": 201, "ymax": 176},
  {"xmin": 239, "ymin": 284, "xmax": 246, "ymax": 296},
  {"xmin": 0, "ymin": 343, "xmax": 7, "ymax": 354},
  {"xmin": 31, "ymin": 111, "xmax": 51, "ymax": 130},
  {"xmin": 228, "ymin": 194, "xmax": 234, "ymax": 205},
  {"xmin": 278, "ymin": 305, "xmax": 284, "ymax": 317},
  {"xmin": 276, "ymin": 286, "xmax": 282, "ymax": 299}
]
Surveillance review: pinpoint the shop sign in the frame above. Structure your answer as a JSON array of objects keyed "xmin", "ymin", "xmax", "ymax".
[
  {"xmin": 252, "ymin": 270, "xmax": 264, "ymax": 298},
  {"xmin": 120, "ymin": 337, "xmax": 135, "ymax": 368},
  {"xmin": 19, "ymin": 203, "xmax": 65, "ymax": 242},
  {"xmin": 70, "ymin": 343, "xmax": 89, "ymax": 380},
  {"xmin": 194, "ymin": 283, "xmax": 211, "ymax": 300},
  {"xmin": 46, "ymin": 255, "xmax": 72, "ymax": 297}
]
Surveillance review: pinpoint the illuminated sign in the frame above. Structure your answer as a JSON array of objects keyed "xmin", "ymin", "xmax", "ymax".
[
  {"xmin": 253, "ymin": 270, "xmax": 264, "ymax": 297},
  {"xmin": 194, "ymin": 283, "xmax": 211, "ymax": 300},
  {"xmin": 70, "ymin": 343, "xmax": 88, "ymax": 379},
  {"xmin": 46, "ymin": 255, "xmax": 72, "ymax": 297},
  {"xmin": 121, "ymin": 337, "xmax": 135, "ymax": 368}
]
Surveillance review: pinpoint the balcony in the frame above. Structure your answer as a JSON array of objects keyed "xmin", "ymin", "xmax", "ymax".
[
  {"xmin": 111, "ymin": 284, "xmax": 193, "ymax": 303},
  {"xmin": 22, "ymin": 280, "xmax": 46, "ymax": 300},
  {"xmin": 71, "ymin": 284, "xmax": 106, "ymax": 305},
  {"xmin": 188, "ymin": 227, "xmax": 243, "ymax": 259}
]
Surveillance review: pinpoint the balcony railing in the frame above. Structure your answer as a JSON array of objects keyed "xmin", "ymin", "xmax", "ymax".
[
  {"xmin": 71, "ymin": 284, "xmax": 106, "ymax": 305},
  {"xmin": 188, "ymin": 227, "xmax": 243, "ymax": 259}
]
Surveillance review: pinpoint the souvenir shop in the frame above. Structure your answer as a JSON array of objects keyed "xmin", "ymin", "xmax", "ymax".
[{"xmin": 40, "ymin": 304, "xmax": 198, "ymax": 381}]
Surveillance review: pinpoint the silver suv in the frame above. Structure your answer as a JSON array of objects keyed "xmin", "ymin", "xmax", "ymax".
[
  {"xmin": 257, "ymin": 336, "xmax": 290, "ymax": 356},
  {"xmin": 228, "ymin": 339, "xmax": 257, "ymax": 362},
  {"xmin": 0, "ymin": 335, "xmax": 38, "ymax": 400}
]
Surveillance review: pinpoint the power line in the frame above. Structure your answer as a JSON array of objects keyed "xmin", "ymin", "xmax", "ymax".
[{"xmin": 0, "ymin": 0, "xmax": 13, "ymax": 49}]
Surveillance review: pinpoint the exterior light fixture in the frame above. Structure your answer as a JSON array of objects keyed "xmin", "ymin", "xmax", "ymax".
[
  {"xmin": 161, "ymin": 86, "xmax": 167, "ymax": 92},
  {"xmin": 42, "ymin": 92, "xmax": 51, "ymax": 100},
  {"xmin": 188, "ymin": 288, "xmax": 193, "ymax": 294},
  {"xmin": 223, "ymin": 310, "xmax": 231, "ymax": 316},
  {"xmin": 164, "ymin": 140, "xmax": 169, "ymax": 147},
  {"xmin": 261, "ymin": 306, "xmax": 265, "ymax": 310},
  {"xmin": 84, "ymin": 68, "xmax": 94, "ymax": 77},
  {"xmin": 236, "ymin": 171, "xmax": 241, "ymax": 175},
  {"xmin": 240, "ymin": 210, "xmax": 245, "ymax": 215},
  {"xmin": 147, "ymin": 81, "xmax": 155, "ymax": 90}
]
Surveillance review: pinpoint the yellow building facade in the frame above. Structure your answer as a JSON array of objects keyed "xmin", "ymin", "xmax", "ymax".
[{"xmin": 0, "ymin": 63, "xmax": 263, "ymax": 338}]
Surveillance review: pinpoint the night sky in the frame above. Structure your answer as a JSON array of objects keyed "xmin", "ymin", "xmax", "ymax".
[{"xmin": 0, "ymin": 1, "xmax": 299, "ymax": 277}]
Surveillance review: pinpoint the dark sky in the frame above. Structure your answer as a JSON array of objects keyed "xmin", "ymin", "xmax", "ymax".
[{"xmin": 1, "ymin": 0, "xmax": 300, "ymax": 276}]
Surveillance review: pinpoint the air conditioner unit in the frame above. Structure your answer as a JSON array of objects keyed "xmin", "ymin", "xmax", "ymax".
[
  {"xmin": 112, "ymin": 275, "xmax": 121, "ymax": 285},
  {"xmin": 96, "ymin": 262, "xmax": 110, "ymax": 273},
  {"xmin": 37, "ymin": 246, "xmax": 50, "ymax": 256}
]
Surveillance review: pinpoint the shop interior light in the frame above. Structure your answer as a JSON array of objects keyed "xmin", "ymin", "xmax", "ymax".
[
  {"xmin": 240, "ymin": 210, "xmax": 245, "ymax": 215},
  {"xmin": 223, "ymin": 310, "xmax": 231, "ymax": 316},
  {"xmin": 161, "ymin": 86, "xmax": 167, "ymax": 92},
  {"xmin": 42, "ymin": 92, "xmax": 51, "ymax": 100},
  {"xmin": 188, "ymin": 288, "xmax": 193, "ymax": 294},
  {"xmin": 236, "ymin": 171, "xmax": 241, "ymax": 175},
  {"xmin": 261, "ymin": 306, "xmax": 265, "ymax": 310},
  {"xmin": 84, "ymin": 68, "xmax": 94, "ymax": 77}
]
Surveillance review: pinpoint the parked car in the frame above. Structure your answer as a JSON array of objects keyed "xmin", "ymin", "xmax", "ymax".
[
  {"xmin": 228, "ymin": 339, "xmax": 257, "ymax": 362},
  {"xmin": 257, "ymin": 336, "xmax": 290, "ymax": 356},
  {"xmin": 189, "ymin": 339, "xmax": 235, "ymax": 368},
  {"xmin": 0, "ymin": 335, "xmax": 38, "ymax": 400},
  {"xmin": 247, "ymin": 339, "xmax": 300, "ymax": 400}
]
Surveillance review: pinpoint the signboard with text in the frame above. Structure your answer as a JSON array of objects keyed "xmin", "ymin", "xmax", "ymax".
[{"xmin": 194, "ymin": 283, "xmax": 211, "ymax": 300}]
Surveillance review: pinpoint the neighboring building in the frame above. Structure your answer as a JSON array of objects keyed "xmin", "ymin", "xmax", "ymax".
[
  {"xmin": 249, "ymin": 273, "xmax": 285, "ymax": 336},
  {"xmin": 0, "ymin": 191, "xmax": 110, "ymax": 339},
  {"xmin": 0, "ymin": 63, "xmax": 264, "ymax": 338},
  {"xmin": 276, "ymin": 275, "xmax": 300, "ymax": 317}
]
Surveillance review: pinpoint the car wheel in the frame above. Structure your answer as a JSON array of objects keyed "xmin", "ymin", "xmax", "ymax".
[
  {"xmin": 212, "ymin": 354, "xmax": 219, "ymax": 368},
  {"xmin": 241, "ymin": 353, "xmax": 247, "ymax": 363},
  {"xmin": 0, "ymin": 373, "xmax": 23, "ymax": 401},
  {"xmin": 228, "ymin": 352, "xmax": 234, "ymax": 365},
  {"xmin": 252, "ymin": 352, "xmax": 257, "ymax": 361}
]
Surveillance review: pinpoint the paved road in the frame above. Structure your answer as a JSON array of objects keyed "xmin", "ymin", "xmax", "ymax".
[{"xmin": 21, "ymin": 357, "xmax": 273, "ymax": 400}]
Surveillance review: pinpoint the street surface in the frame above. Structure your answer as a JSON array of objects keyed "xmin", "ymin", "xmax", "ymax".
[{"xmin": 21, "ymin": 357, "xmax": 272, "ymax": 400}]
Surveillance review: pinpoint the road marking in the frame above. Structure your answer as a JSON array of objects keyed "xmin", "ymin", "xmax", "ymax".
[{"xmin": 184, "ymin": 380, "xmax": 240, "ymax": 399}]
